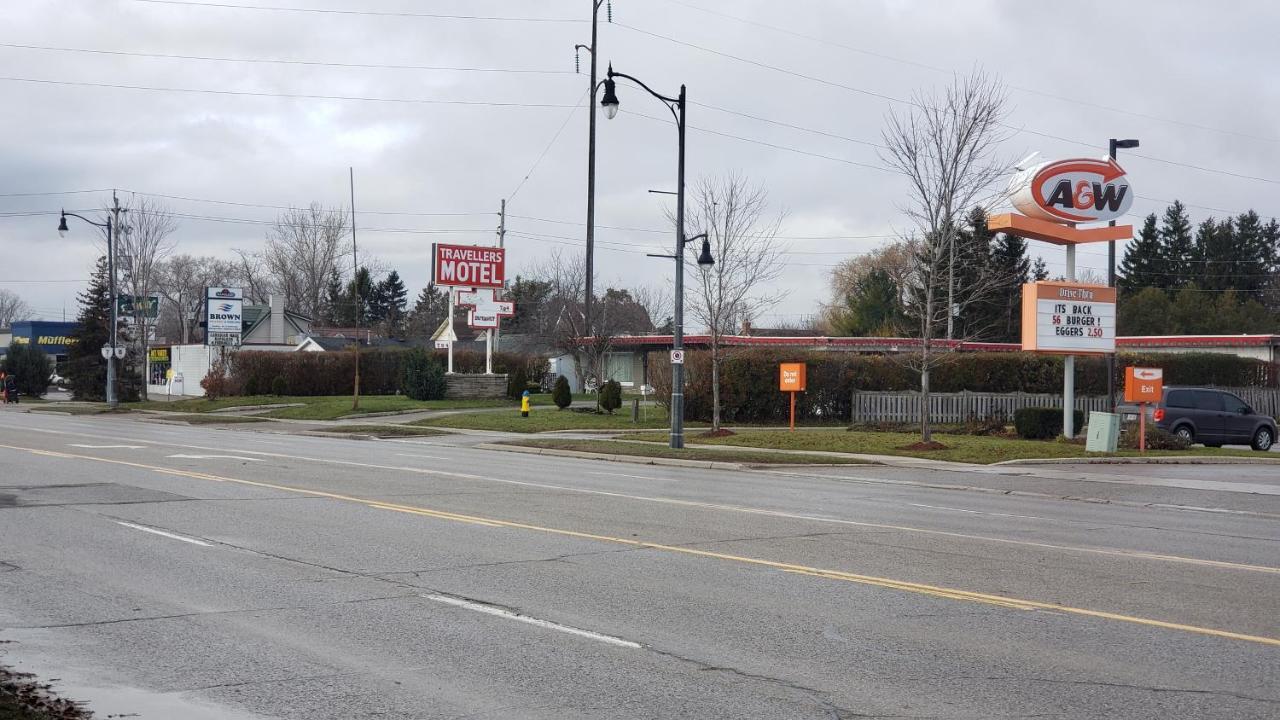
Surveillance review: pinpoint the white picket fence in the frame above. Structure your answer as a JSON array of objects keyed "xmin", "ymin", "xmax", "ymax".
[{"xmin": 850, "ymin": 388, "xmax": 1280, "ymax": 424}]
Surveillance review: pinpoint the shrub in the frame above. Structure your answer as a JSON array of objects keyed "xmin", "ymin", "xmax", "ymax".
[
  {"xmin": 401, "ymin": 348, "xmax": 447, "ymax": 401},
  {"xmin": 2, "ymin": 342, "xmax": 53, "ymax": 398},
  {"xmin": 200, "ymin": 355, "xmax": 241, "ymax": 400},
  {"xmin": 1119, "ymin": 421, "xmax": 1189, "ymax": 450},
  {"xmin": 1014, "ymin": 407, "xmax": 1085, "ymax": 440},
  {"xmin": 270, "ymin": 375, "xmax": 288, "ymax": 396},
  {"xmin": 552, "ymin": 375, "xmax": 572, "ymax": 409},
  {"xmin": 507, "ymin": 366, "xmax": 529, "ymax": 399},
  {"xmin": 600, "ymin": 379, "xmax": 622, "ymax": 414}
]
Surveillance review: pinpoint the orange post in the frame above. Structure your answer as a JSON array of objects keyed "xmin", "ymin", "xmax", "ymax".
[
  {"xmin": 1139, "ymin": 402, "xmax": 1146, "ymax": 453},
  {"xmin": 789, "ymin": 391, "xmax": 796, "ymax": 432},
  {"xmin": 779, "ymin": 363, "xmax": 806, "ymax": 433}
]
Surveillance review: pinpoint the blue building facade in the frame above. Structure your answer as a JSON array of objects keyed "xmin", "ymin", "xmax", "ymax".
[{"xmin": 5, "ymin": 321, "xmax": 79, "ymax": 364}]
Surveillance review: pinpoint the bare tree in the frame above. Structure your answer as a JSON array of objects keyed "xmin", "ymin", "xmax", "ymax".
[
  {"xmin": 155, "ymin": 255, "xmax": 240, "ymax": 344},
  {"xmin": 0, "ymin": 288, "xmax": 31, "ymax": 327},
  {"xmin": 631, "ymin": 284, "xmax": 672, "ymax": 333},
  {"xmin": 684, "ymin": 174, "xmax": 787, "ymax": 431},
  {"xmin": 532, "ymin": 249, "xmax": 594, "ymax": 391},
  {"xmin": 114, "ymin": 197, "xmax": 178, "ymax": 397},
  {"xmin": 237, "ymin": 203, "xmax": 350, "ymax": 318},
  {"xmin": 880, "ymin": 70, "xmax": 1011, "ymax": 442}
]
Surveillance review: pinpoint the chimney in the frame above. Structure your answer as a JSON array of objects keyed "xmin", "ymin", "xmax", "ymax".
[
  {"xmin": 741, "ymin": 319, "xmax": 752, "ymax": 335},
  {"xmin": 269, "ymin": 294, "xmax": 286, "ymax": 344}
]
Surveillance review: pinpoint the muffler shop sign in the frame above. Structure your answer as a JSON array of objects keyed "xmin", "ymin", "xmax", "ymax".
[{"xmin": 433, "ymin": 243, "xmax": 505, "ymax": 289}]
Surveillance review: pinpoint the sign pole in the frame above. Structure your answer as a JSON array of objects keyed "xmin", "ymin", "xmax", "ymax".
[
  {"xmin": 485, "ymin": 329, "xmax": 493, "ymax": 375},
  {"xmin": 1063, "ymin": 244, "xmax": 1076, "ymax": 438},
  {"xmin": 1139, "ymin": 402, "xmax": 1147, "ymax": 453},
  {"xmin": 789, "ymin": 391, "xmax": 796, "ymax": 432},
  {"xmin": 446, "ymin": 289, "xmax": 455, "ymax": 375}
]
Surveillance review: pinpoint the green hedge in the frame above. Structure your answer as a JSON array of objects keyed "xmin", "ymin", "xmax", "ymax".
[
  {"xmin": 1013, "ymin": 408, "xmax": 1085, "ymax": 440},
  {"xmin": 650, "ymin": 349, "xmax": 1276, "ymax": 424},
  {"xmin": 229, "ymin": 348, "xmax": 537, "ymax": 396}
]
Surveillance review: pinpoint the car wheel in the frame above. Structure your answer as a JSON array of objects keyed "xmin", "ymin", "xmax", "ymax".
[
  {"xmin": 1173, "ymin": 425, "xmax": 1194, "ymax": 444},
  {"xmin": 1251, "ymin": 426, "xmax": 1274, "ymax": 452}
]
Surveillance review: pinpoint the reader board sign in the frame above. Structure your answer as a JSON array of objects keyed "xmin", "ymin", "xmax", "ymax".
[
  {"xmin": 779, "ymin": 363, "xmax": 807, "ymax": 392},
  {"xmin": 1124, "ymin": 367, "xmax": 1163, "ymax": 403},
  {"xmin": 1020, "ymin": 281, "xmax": 1116, "ymax": 355},
  {"xmin": 433, "ymin": 243, "xmax": 505, "ymax": 289},
  {"xmin": 206, "ymin": 287, "xmax": 244, "ymax": 339}
]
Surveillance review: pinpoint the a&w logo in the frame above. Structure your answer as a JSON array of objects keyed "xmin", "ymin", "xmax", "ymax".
[{"xmin": 1011, "ymin": 157, "xmax": 1133, "ymax": 224}]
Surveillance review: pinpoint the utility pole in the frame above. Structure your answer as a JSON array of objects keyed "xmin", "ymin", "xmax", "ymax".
[
  {"xmin": 494, "ymin": 198, "xmax": 506, "ymax": 353},
  {"xmin": 109, "ymin": 191, "xmax": 125, "ymax": 407},
  {"xmin": 577, "ymin": 0, "xmax": 605, "ymax": 395},
  {"xmin": 349, "ymin": 167, "xmax": 360, "ymax": 410}
]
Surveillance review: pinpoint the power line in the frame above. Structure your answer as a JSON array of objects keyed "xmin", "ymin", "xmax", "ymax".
[
  {"xmin": 129, "ymin": 0, "xmax": 583, "ymax": 23},
  {"xmin": 658, "ymin": 0, "xmax": 1280, "ymax": 146},
  {"xmin": 0, "ymin": 42, "xmax": 577, "ymax": 76},
  {"xmin": 614, "ymin": 21, "xmax": 1280, "ymax": 187},
  {"xmin": 508, "ymin": 88, "xmax": 588, "ymax": 204},
  {"xmin": 0, "ymin": 76, "xmax": 578, "ymax": 109}
]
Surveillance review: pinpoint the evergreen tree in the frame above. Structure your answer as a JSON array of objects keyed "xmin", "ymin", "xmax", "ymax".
[
  {"xmin": 336, "ymin": 266, "xmax": 374, "ymax": 326},
  {"xmin": 64, "ymin": 257, "xmax": 138, "ymax": 402},
  {"xmin": 987, "ymin": 231, "xmax": 1031, "ymax": 342},
  {"xmin": 832, "ymin": 268, "xmax": 901, "ymax": 336},
  {"xmin": 505, "ymin": 276, "xmax": 554, "ymax": 335},
  {"xmin": 371, "ymin": 270, "xmax": 408, "ymax": 336},
  {"xmin": 1157, "ymin": 201, "xmax": 1195, "ymax": 288},
  {"xmin": 1193, "ymin": 217, "xmax": 1237, "ymax": 294},
  {"xmin": 319, "ymin": 269, "xmax": 344, "ymax": 326},
  {"xmin": 1118, "ymin": 213, "xmax": 1163, "ymax": 292},
  {"xmin": 1231, "ymin": 211, "xmax": 1270, "ymax": 301},
  {"xmin": 1031, "ymin": 256, "xmax": 1049, "ymax": 281},
  {"xmin": 406, "ymin": 284, "xmax": 450, "ymax": 338},
  {"xmin": 1117, "ymin": 287, "xmax": 1174, "ymax": 335},
  {"xmin": 951, "ymin": 207, "xmax": 996, "ymax": 338}
]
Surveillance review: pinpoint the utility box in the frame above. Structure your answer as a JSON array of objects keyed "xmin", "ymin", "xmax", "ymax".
[{"xmin": 1085, "ymin": 411, "xmax": 1120, "ymax": 453}]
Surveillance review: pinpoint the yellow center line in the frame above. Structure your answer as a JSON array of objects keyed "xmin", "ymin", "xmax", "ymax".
[{"xmin": 5, "ymin": 443, "xmax": 1279, "ymax": 648}]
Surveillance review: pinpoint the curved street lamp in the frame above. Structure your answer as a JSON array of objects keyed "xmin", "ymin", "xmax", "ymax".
[
  {"xmin": 58, "ymin": 210, "xmax": 120, "ymax": 407},
  {"xmin": 602, "ymin": 64, "xmax": 713, "ymax": 449}
]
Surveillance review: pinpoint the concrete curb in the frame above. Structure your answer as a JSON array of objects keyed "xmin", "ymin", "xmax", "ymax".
[
  {"xmin": 476, "ymin": 442, "xmax": 746, "ymax": 471},
  {"xmin": 208, "ymin": 403, "xmax": 305, "ymax": 414},
  {"xmin": 997, "ymin": 455, "xmax": 1280, "ymax": 466}
]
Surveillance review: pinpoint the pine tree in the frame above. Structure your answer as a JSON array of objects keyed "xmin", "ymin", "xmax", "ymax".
[
  {"xmin": 833, "ymin": 268, "xmax": 901, "ymax": 336},
  {"xmin": 1031, "ymin": 256, "xmax": 1049, "ymax": 281},
  {"xmin": 1118, "ymin": 213, "xmax": 1163, "ymax": 292},
  {"xmin": 1194, "ymin": 217, "xmax": 1236, "ymax": 294},
  {"xmin": 406, "ymin": 284, "xmax": 450, "ymax": 338},
  {"xmin": 336, "ymin": 266, "xmax": 373, "ymax": 326},
  {"xmin": 66, "ymin": 257, "xmax": 113, "ymax": 401},
  {"xmin": 320, "ymin": 269, "xmax": 343, "ymax": 326},
  {"xmin": 1157, "ymin": 201, "xmax": 1195, "ymax": 288},
  {"xmin": 988, "ymin": 231, "xmax": 1031, "ymax": 342},
  {"xmin": 1232, "ymin": 210, "xmax": 1270, "ymax": 301},
  {"xmin": 373, "ymin": 270, "xmax": 408, "ymax": 336}
]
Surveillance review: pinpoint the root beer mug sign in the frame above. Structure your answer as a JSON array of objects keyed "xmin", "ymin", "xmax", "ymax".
[{"xmin": 1021, "ymin": 281, "xmax": 1116, "ymax": 354}]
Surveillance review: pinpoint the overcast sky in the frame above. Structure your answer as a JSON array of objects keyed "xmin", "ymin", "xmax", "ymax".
[{"xmin": 3, "ymin": 0, "xmax": 1278, "ymax": 327}]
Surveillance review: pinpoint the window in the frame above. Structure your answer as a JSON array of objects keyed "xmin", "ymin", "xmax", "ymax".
[
  {"xmin": 603, "ymin": 353, "xmax": 633, "ymax": 384},
  {"xmin": 1221, "ymin": 393, "xmax": 1249, "ymax": 414},
  {"xmin": 1166, "ymin": 390, "xmax": 1193, "ymax": 408},
  {"xmin": 1192, "ymin": 391, "xmax": 1223, "ymax": 412}
]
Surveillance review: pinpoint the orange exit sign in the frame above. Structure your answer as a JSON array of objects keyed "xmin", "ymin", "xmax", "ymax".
[
  {"xmin": 779, "ymin": 363, "xmax": 806, "ymax": 392},
  {"xmin": 1124, "ymin": 367, "xmax": 1163, "ymax": 403}
]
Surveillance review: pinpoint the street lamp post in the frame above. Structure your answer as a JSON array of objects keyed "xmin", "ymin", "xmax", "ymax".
[
  {"xmin": 601, "ymin": 65, "xmax": 714, "ymax": 449},
  {"xmin": 58, "ymin": 210, "xmax": 119, "ymax": 407},
  {"xmin": 1107, "ymin": 138, "xmax": 1140, "ymax": 411}
]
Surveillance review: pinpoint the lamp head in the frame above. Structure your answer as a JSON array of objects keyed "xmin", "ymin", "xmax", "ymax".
[
  {"xmin": 1113, "ymin": 138, "xmax": 1140, "ymax": 149},
  {"xmin": 696, "ymin": 236, "xmax": 715, "ymax": 267},
  {"xmin": 601, "ymin": 75, "xmax": 620, "ymax": 120},
  {"xmin": 57, "ymin": 212, "xmax": 69, "ymax": 238}
]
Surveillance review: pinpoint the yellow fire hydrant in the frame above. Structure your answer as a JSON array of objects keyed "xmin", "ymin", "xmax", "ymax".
[{"xmin": 521, "ymin": 390, "xmax": 531, "ymax": 418}]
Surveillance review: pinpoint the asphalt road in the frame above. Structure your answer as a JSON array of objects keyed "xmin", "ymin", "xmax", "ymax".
[{"xmin": 0, "ymin": 410, "xmax": 1277, "ymax": 719}]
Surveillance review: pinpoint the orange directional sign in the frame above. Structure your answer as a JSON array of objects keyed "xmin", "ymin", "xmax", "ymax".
[
  {"xmin": 779, "ymin": 363, "xmax": 806, "ymax": 392},
  {"xmin": 1124, "ymin": 367, "xmax": 1163, "ymax": 403}
]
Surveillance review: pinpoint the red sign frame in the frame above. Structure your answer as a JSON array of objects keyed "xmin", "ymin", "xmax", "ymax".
[{"xmin": 432, "ymin": 243, "xmax": 505, "ymax": 289}]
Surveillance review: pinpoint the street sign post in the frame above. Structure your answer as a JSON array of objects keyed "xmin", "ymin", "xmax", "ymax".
[
  {"xmin": 779, "ymin": 363, "xmax": 806, "ymax": 431},
  {"xmin": 1124, "ymin": 367, "xmax": 1164, "ymax": 452}
]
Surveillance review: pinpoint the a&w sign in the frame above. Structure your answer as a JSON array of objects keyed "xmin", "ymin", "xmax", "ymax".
[{"xmin": 1010, "ymin": 157, "xmax": 1133, "ymax": 224}]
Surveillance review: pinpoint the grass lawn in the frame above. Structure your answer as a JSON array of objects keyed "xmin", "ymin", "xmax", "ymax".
[
  {"xmin": 417, "ymin": 407, "xmax": 683, "ymax": 433},
  {"xmin": 27, "ymin": 404, "xmax": 129, "ymax": 416},
  {"xmin": 614, "ymin": 429, "xmax": 1269, "ymax": 464},
  {"xmin": 310, "ymin": 424, "xmax": 450, "ymax": 438},
  {"xmin": 131, "ymin": 395, "xmax": 510, "ymax": 420},
  {"xmin": 500, "ymin": 438, "xmax": 866, "ymax": 465},
  {"xmin": 150, "ymin": 413, "xmax": 270, "ymax": 425}
]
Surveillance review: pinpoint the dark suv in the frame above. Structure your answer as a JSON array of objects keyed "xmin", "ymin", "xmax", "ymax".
[{"xmin": 1123, "ymin": 386, "xmax": 1276, "ymax": 451}]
